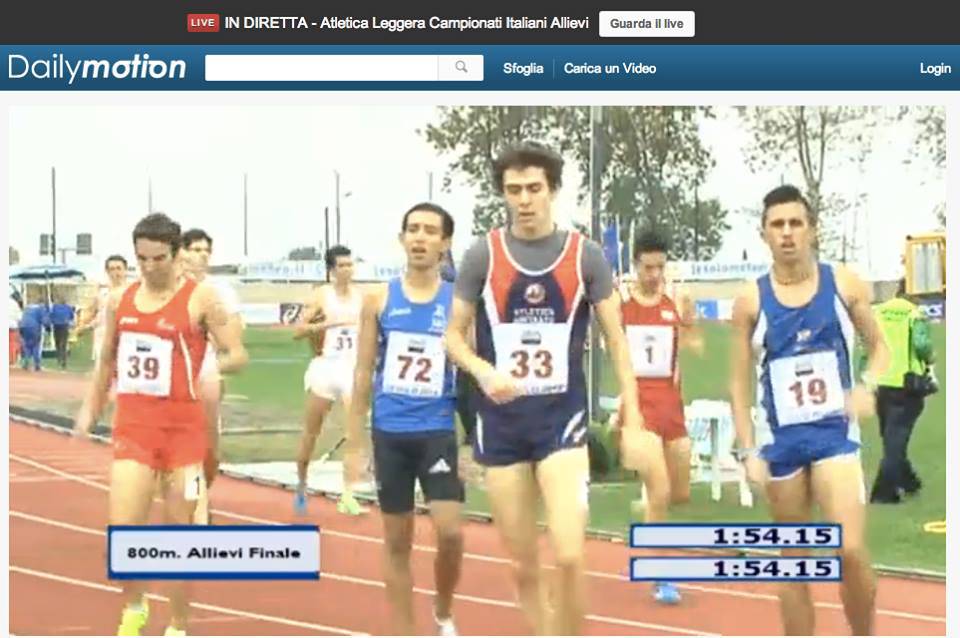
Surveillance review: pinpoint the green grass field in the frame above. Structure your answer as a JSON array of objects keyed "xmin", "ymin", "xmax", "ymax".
[{"xmin": 50, "ymin": 322, "xmax": 947, "ymax": 573}]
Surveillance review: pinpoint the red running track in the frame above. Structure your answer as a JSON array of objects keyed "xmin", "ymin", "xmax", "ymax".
[{"xmin": 9, "ymin": 421, "xmax": 946, "ymax": 636}]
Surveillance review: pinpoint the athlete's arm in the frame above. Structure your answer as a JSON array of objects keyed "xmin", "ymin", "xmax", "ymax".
[
  {"xmin": 837, "ymin": 266, "xmax": 890, "ymax": 385},
  {"xmin": 729, "ymin": 282, "xmax": 759, "ymax": 451},
  {"xmin": 346, "ymin": 286, "xmax": 385, "ymax": 453},
  {"xmin": 292, "ymin": 288, "xmax": 326, "ymax": 340},
  {"xmin": 75, "ymin": 292, "xmax": 101, "ymax": 334},
  {"xmin": 75, "ymin": 290, "xmax": 121, "ymax": 435},
  {"xmin": 677, "ymin": 293, "xmax": 704, "ymax": 355},
  {"xmin": 595, "ymin": 293, "xmax": 643, "ymax": 430},
  {"xmin": 198, "ymin": 283, "xmax": 248, "ymax": 374}
]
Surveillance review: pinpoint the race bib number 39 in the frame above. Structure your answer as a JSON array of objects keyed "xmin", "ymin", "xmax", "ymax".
[
  {"xmin": 769, "ymin": 351, "xmax": 845, "ymax": 426},
  {"xmin": 116, "ymin": 332, "xmax": 174, "ymax": 397},
  {"xmin": 382, "ymin": 331, "xmax": 446, "ymax": 398},
  {"xmin": 626, "ymin": 325, "xmax": 674, "ymax": 378},
  {"xmin": 493, "ymin": 323, "xmax": 570, "ymax": 396}
]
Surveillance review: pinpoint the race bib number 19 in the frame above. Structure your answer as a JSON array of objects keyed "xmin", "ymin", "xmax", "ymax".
[
  {"xmin": 382, "ymin": 331, "xmax": 446, "ymax": 398},
  {"xmin": 769, "ymin": 351, "xmax": 845, "ymax": 426},
  {"xmin": 116, "ymin": 332, "xmax": 174, "ymax": 397}
]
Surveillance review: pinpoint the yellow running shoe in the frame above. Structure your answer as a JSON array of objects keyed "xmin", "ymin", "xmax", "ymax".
[
  {"xmin": 163, "ymin": 626, "xmax": 186, "ymax": 636},
  {"xmin": 336, "ymin": 492, "xmax": 367, "ymax": 516},
  {"xmin": 116, "ymin": 599, "xmax": 149, "ymax": 636}
]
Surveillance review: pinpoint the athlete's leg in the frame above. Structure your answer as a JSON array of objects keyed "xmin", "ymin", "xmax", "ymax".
[
  {"xmin": 536, "ymin": 446, "xmax": 590, "ymax": 635},
  {"xmin": 485, "ymin": 462, "xmax": 548, "ymax": 635},
  {"xmin": 336, "ymin": 390, "xmax": 367, "ymax": 516},
  {"xmin": 624, "ymin": 427, "xmax": 672, "ymax": 522},
  {"xmin": 664, "ymin": 436, "xmax": 692, "ymax": 504},
  {"xmin": 295, "ymin": 391, "xmax": 333, "ymax": 512},
  {"xmin": 381, "ymin": 513, "xmax": 416, "ymax": 634},
  {"xmin": 160, "ymin": 463, "xmax": 205, "ymax": 633},
  {"xmin": 811, "ymin": 455, "xmax": 875, "ymax": 635},
  {"xmin": 374, "ymin": 431, "xmax": 419, "ymax": 635},
  {"xmin": 199, "ymin": 375, "xmax": 223, "ymax": 487},
  {"xmin": 428, "ymin": 501, "xmax": 464, "ymax": 629},
  {"xmin": 110, "ymin": 459, "xmax": 158, "ymax": 635},
  {"xmin": 419, "ymin": 433, "xmax": 465, "ymax": 629},
  {"xmin": 765, "ymin": 468, "xmax": 816, "ymax": 635}
]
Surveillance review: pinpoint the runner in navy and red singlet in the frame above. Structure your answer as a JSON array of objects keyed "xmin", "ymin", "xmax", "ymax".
[{"xmin": 445, "ymin": 142, "xmax": 645, "ymax": 635}]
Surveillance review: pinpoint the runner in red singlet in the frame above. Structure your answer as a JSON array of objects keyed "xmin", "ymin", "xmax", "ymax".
[
  {"xmin": 618, "ymin": 230, "xmax": 704, "ymax": 605},
  {"xmin": 75, "ymin": 213, "xmax": 248, "ymax": 637}
]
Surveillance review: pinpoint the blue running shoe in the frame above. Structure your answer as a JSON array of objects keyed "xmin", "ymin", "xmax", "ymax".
[
  {"xmin": 653, "ymin": 582, "xmax": 681, "ymax": 605},
  {"xmin": 293, "ymin": 486, "xmax": 307, "ymax": 515}
]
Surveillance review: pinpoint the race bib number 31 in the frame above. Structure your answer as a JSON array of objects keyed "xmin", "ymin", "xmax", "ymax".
[
  {"xmin": 769, "ymin": 351, "xmax": 845, "ymax": 426},
  {"xmin": 329, "ymin": 327, "xmax": 357, "ymax": 355},
  {"xmin": 382, "ymin": 331, "xmax": 446, "ymax": 398},
  {"xmin": 116, "ymin": 332, "xmax": 174, "ymax": 397},
  {"xmin": 493, "ymin": 323, "xmax": 570, "ymax": 396}
]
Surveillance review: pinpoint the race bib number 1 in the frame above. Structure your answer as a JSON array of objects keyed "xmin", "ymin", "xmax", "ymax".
[
  {"xmin": 382, "ymin": 331, "xmax": 446, "ymax": 398},
  {"xmin": 769, "ymin": 351, "xmax": 845, "ymax": 426},
  {"xmin": 626, "ymin": 325, "xmax": 674, "ymax": 378},
  {"xmin": 116, "ymin": 332, "xmax": 174, "ymax": 397}
]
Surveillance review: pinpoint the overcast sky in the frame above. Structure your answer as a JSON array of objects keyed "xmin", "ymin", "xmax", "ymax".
[{"xmin": 8, "ymin": 104, "xmax": 945, "ymax": 281}]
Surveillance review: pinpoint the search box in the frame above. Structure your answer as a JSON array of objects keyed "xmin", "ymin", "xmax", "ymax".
[{"xmin": 205, "ymin": 55, "xmax": 484, "ymax": 82}]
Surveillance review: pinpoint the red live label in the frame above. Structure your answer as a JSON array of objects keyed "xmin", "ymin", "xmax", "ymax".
[{"xmin": 187, "ymin": 14, "xmax": 220, "ymax": 32}]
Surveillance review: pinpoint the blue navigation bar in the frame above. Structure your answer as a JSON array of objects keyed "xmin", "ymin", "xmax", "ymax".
[{"xmin": 2, "ymin": 45, "xmax": 957, "ymax": 90}]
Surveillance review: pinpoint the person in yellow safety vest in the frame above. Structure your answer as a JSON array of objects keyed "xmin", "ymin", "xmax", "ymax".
[{"xmin": 869, "ymin": 279, "xmax": 938, "ymax": 504}]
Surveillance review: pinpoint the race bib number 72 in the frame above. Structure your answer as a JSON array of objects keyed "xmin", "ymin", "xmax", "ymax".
[{"xmin": 382, "ymin": 331, "xmax": 446, "ymax": 398}]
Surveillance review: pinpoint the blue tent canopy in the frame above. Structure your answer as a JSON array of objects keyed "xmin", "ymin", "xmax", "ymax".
[{"xmin": 9, "ymin": 264, "xmax": 85, "ymax": 281}]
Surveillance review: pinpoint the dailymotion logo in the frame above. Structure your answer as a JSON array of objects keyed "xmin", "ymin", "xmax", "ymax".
[{"xmin": 7, "ymin": 53, "xmax": 187, "ymax": 84}]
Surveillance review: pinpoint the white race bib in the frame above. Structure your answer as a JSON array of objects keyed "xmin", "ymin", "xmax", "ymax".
[
  {"xmin": 626, "ymin": 325, "xmax": 674, "ymax": 378},
  {"xmin": 116, "ymin": 331, "xmax": 174, "ymax": 397},
  {"xmin": 382, "ymin": 331, "xmax": 446, "ymax": 398},
  {"xmin": 492, "ymin": 323, "xmax": 570, "ymax": 396},
  {"xmin": 769, "ymin": 350, "xmax": 845, "ymax": 426},
  {"xmin": 325, "ymin": 326, "xmax": 358, "ymax": 358}
]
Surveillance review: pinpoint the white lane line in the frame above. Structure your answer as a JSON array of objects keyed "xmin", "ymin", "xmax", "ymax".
[{"xmin": 10, "ymin": 451, "xmax": 946, "ymax": 626}]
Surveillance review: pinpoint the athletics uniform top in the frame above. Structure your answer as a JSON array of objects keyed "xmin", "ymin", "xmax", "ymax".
[
  {"xmin": 318, "ymin": 286, "xmax": 362, "ymax": 361},
  {"xmin": 621, "ymin": 292, "xmax": 687, "ymax": 441},
  {"xmin": 752, "ymin": 263, "xmax": 859, "ymax": 479},
  {"xmin": 112, "ymin": 279, "xmax": 209, "ymax": 470},
  {"xmin": 456, "ymin": 227, "xmax": 613, "ymax": 466},
  {"xmin": 372, "ymin": 277, "xmax": 457, "ymax": 434},
  {"xmin": 303, "ymin": 285, "xmax": 362, "ymax": 401}
]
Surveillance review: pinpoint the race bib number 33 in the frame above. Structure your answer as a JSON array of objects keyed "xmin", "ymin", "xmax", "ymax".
[
  {"xmin": 382, "ymin": 331, "xmax": 446, "ymax": 398},
  {"xmin": 769, "ymin": 351, "xmax": 845, "ymax": 426},
  {"xmin": 116, "ymin": 332, "xmax": 174, "ymax": 397},
  {"xmin": 493, "ymin": 323, "xmax": 570, "ymax": 396}
]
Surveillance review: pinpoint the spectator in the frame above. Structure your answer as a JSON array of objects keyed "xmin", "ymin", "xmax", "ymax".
[
  {"xmin": 49, "ymin": 293, "xmax": 76, "ymax": 369},
  {"xmin": 19, "ymin": 302, "xmax": 49, "ymax": 371},
  {"xmin": 869, "ymin": 279, "xmax": 938, "ymax": 503},
  {"xmin": 8, "ymin": 292, "xmax": 22, "ymax": 366}
]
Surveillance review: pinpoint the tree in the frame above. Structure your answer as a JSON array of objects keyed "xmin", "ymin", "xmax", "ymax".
[
  {"xmin": 419, "ymin": 106, "xmax": 573, "ymax": 234},
  {"xmin": 421, "ymin": 106, "xmax": 727, "ymax": 258},
  {"xmin": 736, "ymin": 106, "xmax": 881, "ymax": 261},
  {"xmin": 912, "ymin": 106, "xmax": 945, "ymax": 169}
]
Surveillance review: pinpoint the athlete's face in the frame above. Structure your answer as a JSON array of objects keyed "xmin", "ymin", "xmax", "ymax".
[
  {"xmin": 134, "ymin": 238, "xmax": 177, "ymax": 288},
  {"xmin": 762, "ymin": 201, "xmax": 816, "ymax": 263},
  {"xmin": 635, "ymin": 251, "xmax": 667, "ymax": 293},
  {"xmin": 400, "ymin": 210, "xmax": 450, "ymax": 270},
  {"xmin": 502, "ymin": 166, "xmax": 556, "ymax": 233},
  {"xmin": 181, "ymin": 239, "xmax": 211, "ymax": 276},
  {"xmin": 331, "ymin": 256, "xmax": 354, "ymax": 286},
  {"xmin": 105, "ymin": 259, "xmax": 127, "ymax": 287}
]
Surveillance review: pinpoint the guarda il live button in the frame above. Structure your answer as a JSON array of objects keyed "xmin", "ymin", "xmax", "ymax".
[{"xmin": 920, "ymin": 62, "xmax": 952, "ymax": 77}]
